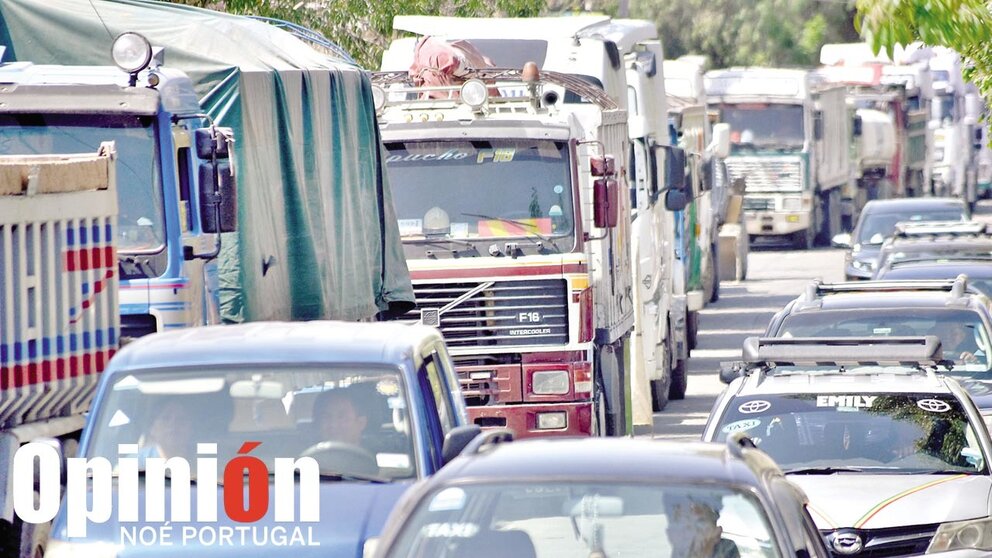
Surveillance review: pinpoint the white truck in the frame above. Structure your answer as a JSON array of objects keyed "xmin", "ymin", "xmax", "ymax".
[
  {"xmin": 381, "ymin": 16, "xmax": 694, "ymax": 431},
  {"xmin": 705, "ymin": 68, "xmax": 852, "ymax": 248},
  {"xmin": 0, "ymin": 145, "xmax": 118, "ymax": 556}
]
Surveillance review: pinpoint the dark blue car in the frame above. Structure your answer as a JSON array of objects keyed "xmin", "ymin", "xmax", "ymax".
[{"xmin": 46, "ymin": 321, "xmax": 481, "ymax": 557}]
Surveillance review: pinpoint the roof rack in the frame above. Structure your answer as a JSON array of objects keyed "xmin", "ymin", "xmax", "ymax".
[
  {"xmin": 892, "ymin": 220, "xmax": 992, "ymax": 238},
  {"xmin": 462, "ymin": 428, "xmax": 514, "ymax": 456},
  {"xmin": 741, "ymin": 336, "xmax": 943, "ymax": 366},
  {"xmin": 368, "ymin": 67, "xmax": 619, "ymax": 112},
  {"xmin": 802, "ymin": 274, "xmax": 968, "ymax": 301}
]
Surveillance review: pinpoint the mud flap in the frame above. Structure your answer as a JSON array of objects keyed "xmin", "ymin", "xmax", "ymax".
[{"xmin": 596, "ymin": 340, "xmax": 628, "ymax": 436}]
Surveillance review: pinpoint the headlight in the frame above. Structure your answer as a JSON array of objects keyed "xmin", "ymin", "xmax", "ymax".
[
  {"xmin": 782, "ymin": 197, "xmax": 803, "ymax": 211},
  {"xmin": 532, "ymin": 370, "xmax": 570, "ymax": 395},
  {"xmin": 46, "ymin": 540, "xmax": 119, "ymax": 558},
  {"xmin": 928, "ymin": 517, "xmax": 992, "ymax": 552},
  {"xmin": 851, "ymin": 259, "xmax": 876, "ymax": 272}
]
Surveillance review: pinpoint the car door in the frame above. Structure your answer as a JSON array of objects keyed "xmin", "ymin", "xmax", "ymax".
[{"xmin": 416, "ymin": 347, "xmax": 459, "ymax": 471}]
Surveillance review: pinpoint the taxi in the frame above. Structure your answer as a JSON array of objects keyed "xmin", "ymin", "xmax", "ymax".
[{"xmin": 709, "ymin": 336, "xmax": 992, "ymax": 556}]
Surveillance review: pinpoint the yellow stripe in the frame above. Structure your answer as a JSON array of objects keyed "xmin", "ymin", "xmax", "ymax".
[
  {"xmin": 807, "ymin": 503, "xmax": 838, "ymax": 529},
  {"xmin": 854, "ymin": 474, "xmax": 967, "ymax": 528}
]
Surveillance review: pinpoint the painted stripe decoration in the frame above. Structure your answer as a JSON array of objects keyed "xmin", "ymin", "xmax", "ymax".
[
  {"xmin": 64, "ymin": 246, "xmax": 115, "ymax": 271},
  {"xmin": 807, "ymin": 503, "xmax": 838, "ymax": 529},
  {"xmin": 69, "ymin": 269, "xmax": 116, "ymax": 323},
  {"xmin": 0, "ymin": 349, "xmax": 115, "ymax": 389},
  {"xmin": 854, "ymin": 474, "xmax": 968, "ymax": 528}
]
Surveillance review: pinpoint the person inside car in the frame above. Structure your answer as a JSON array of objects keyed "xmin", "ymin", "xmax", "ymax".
[
  {"xmin": 313, "ymin": 387, "xmax": 370, "ymax": 447},
  {"xmin": 942, "ymin": 325, "xmax": 985, "ymax": 364},
  {"xmin": 665, "ymin": 495, "xmax": 740, "ymax": 558}
]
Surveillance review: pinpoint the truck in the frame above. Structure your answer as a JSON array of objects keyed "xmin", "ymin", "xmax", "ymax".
[
  {"xmin": 705, "ymin": 68, "xmax": 852, "ymax": 249},
  {"xmin": 380, "ymin": 16, "xmax": 696, "ymax": 432},
  {"xmin": 0, "ymin": 1, "xmax": 414, "ymax": 337},
  {"xmin": 0, "ymin": 145, "xmax": 118, "ymax": 556}
]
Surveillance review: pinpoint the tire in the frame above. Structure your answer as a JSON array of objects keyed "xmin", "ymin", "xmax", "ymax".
[
  {"xmin": 669, "ymin": 358, "xmax": 688, "ymax": 400},
  {"xmin": 709, "ymin": 242, "xmax": 720, "ymax": 303},
  {"xmin": 650, "ymin": 344, "xmax": 672, "ymax": 412},
  {"xmin": 687, "ymin": 310, "xmax": 699, "ymax": 351}
]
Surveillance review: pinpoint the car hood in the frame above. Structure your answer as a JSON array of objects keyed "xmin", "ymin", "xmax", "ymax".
[
  {"xmin": 50, "ymin": 481, "xmax": 412, "ymax": 557},
  {"xmin": 790, "ymin": 474, "xmax": 991, "ymax": 530}
]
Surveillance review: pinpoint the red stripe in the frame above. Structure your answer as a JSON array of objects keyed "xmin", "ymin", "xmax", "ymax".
[
  {"xmin": 411, "ymin": 263, "xmax": 587, "ymax": 280},
  {"xmin": 63, "ymin": 247, "xmax": 114, "ymax": 271},
  {"xmin": 0, "ymin": 349, "xmax": 114, "ymax": 389}
]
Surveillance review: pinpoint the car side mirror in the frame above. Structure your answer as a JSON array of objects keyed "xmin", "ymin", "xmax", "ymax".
[
  {"xmin": 831, "ymin": 232, "xmax": 852, "ymax": 248},
  {"xmin": 710, "ymin": 123, "xmax": 731, "ymax": 159},
  {"xmin": 594, "ymin": 178, "xmax": 619, "ymax": 228},
  {"xmin": 441, "ymin": 424, "xmax": 482, "ymax": 465},
  {"xmin": 719, "ymin": 361, "xmax": 744, "ymax": 384},
  {"xmin": 664, "ymin": 188, "xmax": 688, "ymax": 212},
  {"xmin": 853, "ymin": 114, "xmax": 863, "ymax": 137}
]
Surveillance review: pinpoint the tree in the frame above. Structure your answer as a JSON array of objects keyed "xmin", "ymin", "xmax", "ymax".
[
  {"xmin": 855, "ymin": 0, "xmax": 992, "ymax": 100},
  {"xmin": 169, "ymin": 0, "xmax": 545, "ymax": 69},
  {"xmin": 629, "ymin": 0, "xmax": 859, "ymax": 69}
]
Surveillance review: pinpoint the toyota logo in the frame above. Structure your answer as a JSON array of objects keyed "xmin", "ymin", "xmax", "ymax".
[
  {"xmin": 917, "ymin": 399, "xmax": 951, "ymax": 413},
  {"xmin": 831, "ymin": 531, "xmax": 864, "ymax": 555},
  {"xmin": 738, "ymin": 400, "xmax": 771, "ymax": 414}
]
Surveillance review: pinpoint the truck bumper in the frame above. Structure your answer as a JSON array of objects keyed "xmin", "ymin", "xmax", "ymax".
[
  {"xmin": 745, "ymin": 210, "xmax": 811, "ymax": 236},
  {"xmin": 467, "ymin": 401, "xmax": 593, "ymax": 438}
]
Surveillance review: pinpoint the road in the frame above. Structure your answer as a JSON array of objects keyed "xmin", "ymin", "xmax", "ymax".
[{"xmin": 650, "ymin": 245, "xmax": 846, "ymax": 440}]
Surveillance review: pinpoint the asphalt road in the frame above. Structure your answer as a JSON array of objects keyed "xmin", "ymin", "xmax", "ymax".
[{"xmin": 650, "ymin": 244, "xmax": 846, "ymax": 440}]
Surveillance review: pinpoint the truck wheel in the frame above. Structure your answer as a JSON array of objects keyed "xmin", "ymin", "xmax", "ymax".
[
  {"xmin": 709, "ymin": 242, "xmax": 720, "ymax": 303},
  {"xmin": 686, "ymin": 310, "xmax": 699, "ymax": 351},
  {"xmin": 669, "ymin": 358, "xmax": 688, "ymax": 400},
  {"xmin": 650, "ymin": 344, "xmax": 672, "ymax": 412},
  {"xmin": 793, "ymin": 226, "xmax": 815, "ymax": 250}
]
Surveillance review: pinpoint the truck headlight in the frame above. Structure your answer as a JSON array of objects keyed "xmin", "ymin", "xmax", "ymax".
[
  {"xmin": 532, "ymin": 370, "xmax": 570, "ymax": 395},
  {"xmin": 536, "ymin": 411, "xmax": 567, "ymax": 430},
  {"xmin": 47, "ymin": 540, "xmax": 119, "ymax": 558},
  {"xmin": 928, "ymin": 517, "xmax": 992, "ymax": 552},
  {"xmin": 782, "ymin": 197, "xmax": 803, "ymax": 211}
]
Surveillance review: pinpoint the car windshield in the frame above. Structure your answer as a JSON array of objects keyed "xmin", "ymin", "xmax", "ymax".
[
  {"xmin": 878, "ymin": 266, "xmax": 992, "ymax": 297},
  {"xmin": 386, "ymin": 482, "xmax": 782, "ymax": 558},
  {"xmin": 386, "ymin": 140, "xmax": 574, "ymax": 249},
  {"xmin": 720, "ymin": 103, "xmax": 804, "ymax": 150},
  {"xmin": 86, "ymin": 366, "xmax": 416, "ymax": 481},
  {"xmin": 714, "ymin": 393, "xmax": 987, "ymax": 474},
  {"xmin": 777, "ymin": 307, "xmax": 992, "ymax": 375},
  {"xmin": 0, "ymin": 113, "xmax": 165, "ymax": 253},
  {"xmin": 855, "ymin": 210, "xmax": 966, "ymax": 245}
]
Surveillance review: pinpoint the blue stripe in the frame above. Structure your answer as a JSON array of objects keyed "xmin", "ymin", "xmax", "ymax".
[
  {"xmin": 92, "ymin": 224, "xmax": 101, "ymax": 244},
  {"xmin": 80, "ymin": 225, "xmax": 88, "ymax": 246},
  {"xmin": 82, "ymin": 283, "xmax": 90, "ymax": 295},
  {"xmin": 162, "ymin": 323, "xmax": 187, "ymax": 329},
  {"xmin": 1, "ymin": 329, "xmax": 118, "ymax": 365},
  {"xmin": 105, "ymin": 224, "xmax": 112, "ymax": 242},
  {"xmin": 66, "ymin": 228, "xmax": 75, "ymax": 247}
]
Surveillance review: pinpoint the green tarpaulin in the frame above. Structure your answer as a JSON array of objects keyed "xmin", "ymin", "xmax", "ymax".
[{"xmin": 0, "ymin": 0, "xmax": 414, "ymax": 322}]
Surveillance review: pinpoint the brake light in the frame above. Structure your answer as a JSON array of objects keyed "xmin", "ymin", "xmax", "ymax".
[
  {"xmin": 573, "ymin": 363, "xmax": 593, "ymax": 394},
  {"xmin": 576, "ymin": 287, "xmax": 593, "ymax": 343}
]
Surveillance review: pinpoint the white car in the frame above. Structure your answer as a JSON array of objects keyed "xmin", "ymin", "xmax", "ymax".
[{"xmin": 706, "ymin": 336, "xmax": 992, "ymax": 556}]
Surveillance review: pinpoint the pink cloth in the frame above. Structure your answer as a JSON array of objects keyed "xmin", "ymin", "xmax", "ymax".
[{"xmin": 409, "ymin": 36, "xmax": 496, "ymax": 98}]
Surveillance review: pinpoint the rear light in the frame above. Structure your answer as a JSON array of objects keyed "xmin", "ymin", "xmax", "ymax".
[
  {"xmin": 532, "ymin": 370, "xmax": 570, "ymax": 395},
  {"xmin": 536, "ymin": 411, "xmax": 567, "ymax": 430},
  {"xmin": 576, "ymin": 287, "xmax": 593, "ymax": 343},
  {"xmin": 574, "ymin": 363, "xmax": 593, "ymax": 394}
]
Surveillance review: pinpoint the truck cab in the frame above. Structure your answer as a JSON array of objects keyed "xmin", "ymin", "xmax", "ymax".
[
  {"xmin": 705, "ymin": 68, "xmax": 850, "ymax": 249},
  {"xmin": 0, "ymin": 37, "xmax": 237, "ymax": 342}
]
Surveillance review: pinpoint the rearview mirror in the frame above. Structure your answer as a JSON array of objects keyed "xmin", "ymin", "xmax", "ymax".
[
  {"xmin": 853, "ymin": 114, "xmax": 863, "ymax": 137},
  {"xmin": 710, "ymin": 123, "xmax": 731, "ymax": 159},
  {"xmin": 831, "ymin": 232, "xmax": 852, "ymax": 248},
  {"xmin": 441, "ymin": 425, "xmax": 482, "ymax": 465},
  {"xmin": 199, "ymin": 160, "xmax": 238, "ymax": 234},
  {"xmin": 594, "ymin": 178, "xmax": 619, "ymax": 228},
  {"xmin": 719, "ymin": 361, "xmax": 744, "ymax": 384},
  {"xmin": 664, "ymin": 146, "xmax": 687, "ymax": 192},
  {"xmin": 813, "ymin": 111, "xmax": 824, "ymax": 140}
]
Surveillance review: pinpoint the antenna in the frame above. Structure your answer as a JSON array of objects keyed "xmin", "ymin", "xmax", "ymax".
[{"xmin": 87, "ymin": 0, "xmax": 115, "ymax": 42}]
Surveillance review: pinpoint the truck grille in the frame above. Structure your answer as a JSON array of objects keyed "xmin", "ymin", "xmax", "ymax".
[
  {"xmin": 742, "ymin": 196, "xmax": 775, "ymax": 211},
  {"xmin": 726, "ymin": 157, "xmax": 803, "ymax": 192},
  {"xmin": 406, "ymin": 279, "xmax": 569, "ymax": 348}
]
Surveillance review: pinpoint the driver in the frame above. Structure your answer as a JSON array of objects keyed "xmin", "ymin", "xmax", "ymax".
[
  {"xmin": 313, "ymin": 388, "xmax": 369, "ymax": 446},
  {"xmin": 664, "ymin": 495, "xmax": 740, "ymax": 558},
  {"xmin": 943, "ymin": 326, "xmax": 984, "ymax": 364}
]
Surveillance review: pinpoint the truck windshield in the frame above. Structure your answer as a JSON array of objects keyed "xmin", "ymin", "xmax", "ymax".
[
  {"xmin": 0, "ymin": 113, "xmax": 164, "ymax": 253},
  {"xmin": 720, "ymin": 104, "xmax": 804, "ymax": 151},
  {"xmin": 386, "ymin": 140, "xmax": 574, "ymax": 249},
  {"xmin": 387, "ymin": 482, "xmax": 781, "ymax": 558},
  {"xmin": 85, "ymin": 366, "xmax": 417, "ymax": 481}
]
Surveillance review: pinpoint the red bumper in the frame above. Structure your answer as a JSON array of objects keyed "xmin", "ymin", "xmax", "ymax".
[{"xmin": 467, "ymin": 401, "xmax": 592, "ymax": 438}]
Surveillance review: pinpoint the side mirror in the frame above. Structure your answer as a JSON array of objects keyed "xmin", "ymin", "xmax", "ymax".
[
  {"xmin": 710, "ymin": 123, "xmax": 731, "ymax": 159},
  {"xmin": 664, "ymin": 188, "xmax": 688, "ymax": 211},
  {"xmin": 975, "ymin": 127, "xmax": 984, "ymax": 150},
  {"xmin": 831, "ymin": 232, "xmax": 852, "ymax": 248},
  {"xmin": 813, "ymin": 111, "xmax": 824, "ymax": 140},
  {"xmin": 853, "ymin": 114, "xmax": 863, "ymax": 137},
  {"xmin": 664, "ymin": 146, "xmax": 687, "ymax": 192},
  {"xmin": 199, "ymin": 161, "xmax": 238, "ymax": 233},
  {"xmin": 441, "ymin": 424, "xmax": 483, "ymax": 465},
  {"xmin": 590, "ymin": 155, "xmax": 616, "ymax": 177},
  {"xmin": 594, "ymin": 178, "xmax": 619, "ymax": 228},
  {"xmin": 719, "ymin": 362, "xmax": 744, "ymax": 384},
  {"xmin": 195, "ymin": 127, "xmax": 233, "ymax": 160}
]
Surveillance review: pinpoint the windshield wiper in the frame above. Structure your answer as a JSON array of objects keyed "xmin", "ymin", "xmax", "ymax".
[
  {"xmin": 784, "ymin": 466, "xmax": 866, "ymax": 475},
  {"xmin": 461, "ymin": 212, "xmax": 559, "ymax": 251},
  {"xmin": 405, "ymin": 237, "xmax": 477, "ymax": 250},
  {"xmin": 318, "ymin": 470, "xmax": 390, "ymax": 484}
]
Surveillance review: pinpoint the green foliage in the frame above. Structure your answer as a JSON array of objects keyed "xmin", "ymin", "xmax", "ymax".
[
  {"xmin": 630, "ymin": 0, "xmax": 859, "ymax": 69},
  {"xmin": 169, "ymin": 0, "xmax": 545, "ymax": 69},
  {"xmin": 856, "ymin": 0, "xmax": 992, "ymax": 102}
]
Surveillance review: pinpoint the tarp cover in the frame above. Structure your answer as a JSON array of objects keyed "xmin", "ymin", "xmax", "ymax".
[{"xmin": 0, "ymin": 0, "xmax": 414, "ymax": 322}]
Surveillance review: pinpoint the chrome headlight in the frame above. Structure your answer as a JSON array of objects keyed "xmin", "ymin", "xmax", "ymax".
[
  {"xmin": 46, "ymin": 540, "xmax": 119, "ymax": 558},
  {"xmin": 532, "ymin": 370, "xmax": 570, "ymax": 395},
  {"xmin": 929, "ymin": 517, "xmax": 992, "ymax": 552}
]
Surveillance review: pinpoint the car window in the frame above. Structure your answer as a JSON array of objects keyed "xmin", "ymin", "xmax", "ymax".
[
  {"xmin": 386, "ymin": 482, "xmax": 782, "ymax": 558},
  {"xmin": 713, "ymin": 393, "xmax": 987, "ymax": 475},
  {"xmin": 423, "ymin": 351, "xmax": 456, "ymax": 435},
  {"xmin": 778, "ymin": 308, "xmax": 992, "ymax": 373},
  {"xmin": 86, "ymin": 365, "xmax": 417, "ymax": 480},
  {"xmin": 856, "ymin": 210, "xmax": 965, "ymax": 245}
]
